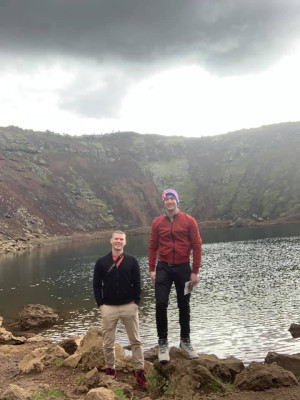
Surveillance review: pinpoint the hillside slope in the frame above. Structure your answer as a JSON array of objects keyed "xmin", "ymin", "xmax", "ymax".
[{"xmin": 0, "ymin": 123, "xmax": 299, "ymax": 247}]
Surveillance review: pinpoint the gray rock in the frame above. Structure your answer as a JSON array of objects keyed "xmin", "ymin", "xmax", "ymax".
[
  {"xmin": 197, "ymin": 353, "xmax": 244, "ymax": 383},
  {"xmin": 75, "ymin": 367, "xmax": 101, "ymax": 394},
  {"xmin": 0, "ymin": 384, "xmax": 31, "ymax": 400},
  {"xmin": 19, "ymin": 345, "xmax": 68, "ymax": 373},
  {"xmin": 234, "ymin": 361, "xmax": 298, "ymax": 391},
  {"xmin": 80, "ymin": 345, "xmax": 106, "ymax": 371},
  {"xmin": 18, "ymin": 304, "xmax": 59, "ymax": 330},
  {"xmin": 265, "ymin": 351, "xmax": 300, "ymax": 377},
  {"xmin": 289, "ymin": 323, "xmax": 300, "ymax": 338},
  {"xmin": 0, "ymin": 326, "xmax": 26, "ymax": 345},
  {"xmin": 143, "ymin": 345, "xmax": 159, "ymax": 362},
  {"xmin": 151, "ymin": 347, "xmax": 226, "ymax": 398},
  {"xmin": 86, "ymin": 387, "xmax": 118, "ymax": 400}
]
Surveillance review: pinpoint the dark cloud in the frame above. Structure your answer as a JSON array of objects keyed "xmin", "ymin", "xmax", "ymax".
[
  {"xmin": 1, "ymin": 0, "xmax": 300, "ymax": 74},
  {"xmin": 1, "ymin": 0, "xmax": 300, "ymax": 120}
]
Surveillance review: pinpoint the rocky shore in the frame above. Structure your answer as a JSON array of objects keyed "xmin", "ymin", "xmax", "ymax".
[
  {"xmin": 1, "ymin": 217, "xmax": 298, "ymax": 255},
  {"xmin": 0, "ymin": 227, "xmax": 149, "ymax": 255},
  {"xmin": 1, "ymin": 307, "xmax": 300, "ymax": 400}
]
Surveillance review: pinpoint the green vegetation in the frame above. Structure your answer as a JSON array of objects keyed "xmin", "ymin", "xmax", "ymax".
[
  {"xmin": 76, "ymin": 374, "xmax": 85, "ymax": 386},
  {"xmin": 207, "ymin": 379, "xmax": 227, "ymax": 394},
  {"xmin": 141, "ymin": 158, "xmax": 196, "ymax": 212},
  {"xmin": 112, "ymin": 388, "xmax": 129, "ymax": 400},
  {"xmin": 31, "ymin": 387, "xmax": 65, "ymax": 400},
  {"xmin": 146, "ymin": 361, "xmax": 169, "ymax": 397},
  {"xmin": 213, "ymin": 376, "xmax": 234, "ymax": 391},
  {"xmin": 0, "ymin": 122, "xmax": 299, "ymax": 237},
  {"xmin": 88, "ymin": 198, "xmax": 114, "ymax": 223},
  {"xmin": 39, "ymin": 173, "xmax": 52, "ymax": 187},
  {"xmin": 51, "ymin": 357, "xmax": 65, "ymax": 367}
]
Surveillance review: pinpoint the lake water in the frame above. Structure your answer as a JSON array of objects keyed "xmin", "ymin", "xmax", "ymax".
[{"xmin": 1, "ymin": 223, "xmax": 300, "ymax": 364}]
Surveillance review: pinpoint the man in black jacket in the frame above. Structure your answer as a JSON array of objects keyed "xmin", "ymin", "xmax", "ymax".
[{"xmin": 93, "ymin": 230, "xmax": 147, "ymax": 388}]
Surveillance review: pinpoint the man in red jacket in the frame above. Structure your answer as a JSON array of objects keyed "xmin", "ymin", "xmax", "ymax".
[{"xmin": 149, "ymin": 189, "xmax": 202, "ymax": 363}]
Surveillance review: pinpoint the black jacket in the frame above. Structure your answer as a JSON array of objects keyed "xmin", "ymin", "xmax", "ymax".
[{"xmin": 93, "ymin": 252, "xmax": 141, "ymax": 307}]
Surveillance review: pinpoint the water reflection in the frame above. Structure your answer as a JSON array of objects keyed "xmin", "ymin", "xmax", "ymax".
[{"xmin": 0, "ymin": 224, "xmax": 300, "ymax": 363}]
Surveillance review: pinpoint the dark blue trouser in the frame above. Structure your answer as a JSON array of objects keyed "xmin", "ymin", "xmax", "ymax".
[{"xmin": 155, "ymin": 261, "xmax": 191, "ymax": 339}]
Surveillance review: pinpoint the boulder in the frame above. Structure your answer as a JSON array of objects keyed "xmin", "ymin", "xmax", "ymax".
[
  {"xmin": 102, "ymin": 379, "xmax": 134, "ymax": 400},
  {"xmin": 78, "ymin": 327, "xmax": 103, "ymax": 353},
  {"xmin": 18, "ymin": 304, "xmax": 58, "ymax": 330},
  {"xmin": 234, "ymin": 361, "xmax": 298, "ymax": 391},
  {"xmin": 0, "ymin": 326, "xmax": 27, "ymax": 345},
  {"xmin": 86, "ymin": 387, "xmax": 118, "ymax": 400},
  {"xmin": 235, "ymin": 217, "xmax": 244, "ymax": 227},
  {"xmin": 289, "ymin": 323, "xmax": 300, "ymax": 338},
  {"xmin": 82, "ymin": 366, "xmax": 101, "ymax": 387},
  {"xmin": 173, "ymin": 362, "xmax": 226, "ymax": 399},
  {"xmin": 63, "ymin": 327, "xmax": 125, "ymax": 370},
  {"xmin": 149, "ymin": 347, "xmax": 226, "ymax": 398},
  {"xmin": 145, "ymin": 347, "xmax": 243, "ymax": 385},
  {"xmin": 265, "ymin": 351, "xmax": 300, "ymax": 377},
  {"xmin": 0, "ymin": 344, "xmax": 23, "ymax": 358},
  {"xmin": 62, "ymin": 352, "xmax": 82, "ymax": 368},
  {"xmin": 144, "ymin": 345, "xmax": 159, "ymax": 362},
  {"xmin": 197, "ymin": 353, "xmax": 244, "ymax": 383},
  {"xmin": 26, "ymin": 335, "xmax": 52, "ymax": 343},
  {"xmin": 75, "ymin": 367, "xmax": 101, "ymax": 394},
  {"xmin": 19, "ymin": 345, "xmax": 69, "ymax": 373},
  {"xmin": 80, "ymin": 345, "xmax": 106, "ymax": 371},
  {"xmin": 0, "ymin": 384, "xmax": 31, "ymax": 400}
]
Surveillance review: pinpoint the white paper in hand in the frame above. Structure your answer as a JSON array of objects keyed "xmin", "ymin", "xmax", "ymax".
[{"xmin": 184, "ymin": 281, "xmax": 198, "ymax": 295}]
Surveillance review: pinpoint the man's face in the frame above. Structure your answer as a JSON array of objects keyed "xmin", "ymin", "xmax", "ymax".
[
  {"xmin": 163, "ymin": 195, "xmax": 178, "ymax": 212},
  {"xmin": 110, "ymin": 233, "xmax": 126, "ymax": 252}
]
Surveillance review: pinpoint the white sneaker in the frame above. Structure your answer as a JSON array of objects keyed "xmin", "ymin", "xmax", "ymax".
[
  {"xmin": 180, "ymin": 338, "xmax": 198, "ymax": 359},
  {"xmin": 158, "ymin": 338, "xmax": 170, "ymax": 363}
]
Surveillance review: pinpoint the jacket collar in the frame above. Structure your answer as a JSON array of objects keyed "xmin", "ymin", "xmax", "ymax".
[{"xmin": 164, "ymin": 209, "xmax": 179, "ymax": 219}]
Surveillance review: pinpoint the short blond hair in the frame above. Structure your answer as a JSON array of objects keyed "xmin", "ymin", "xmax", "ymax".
[{"xmin": 111, "ymin": 230, "xmax": 126, "ymax": 238}]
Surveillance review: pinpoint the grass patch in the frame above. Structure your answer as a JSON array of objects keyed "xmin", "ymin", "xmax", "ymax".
[
  {"xmin": 76, "ymin": 374, "xmax": 85, "ymax": 386},
  {"xmin": 146, "ymin": 361, "xmax": 169, "ymax": 397},
  {"xmin": 51, "ymin": 357, "xmax": 65, "ymax": 367},
  {"xmin": 206, "ymin": 376, "xmax": 227, "ymax": 394},
  {"xmin": 39, "ymin": 173, "xmax": 52, "ymax": 187},
  {"xmin": 31, "ymin": 387, "xmax": 65, "ymax": 400},
  {"xmin": 112, "ymin": 388, "xmax": 129, "ymax": 400}
]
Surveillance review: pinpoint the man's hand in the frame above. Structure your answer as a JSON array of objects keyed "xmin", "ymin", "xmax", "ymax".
[
  {"xmin": 190, "ymin": 273, "xmax": 199, "ymax": 287},
  {"xmin": 99, "ymin": 305, "xmax": 103, "ymax": 311},
  {"xmin": 150, "ymin": 271, "xmax": 156, "ymax": 284}
]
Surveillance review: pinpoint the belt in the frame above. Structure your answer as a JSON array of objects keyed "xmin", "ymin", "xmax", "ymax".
[
  {"xmin": 158, "ymin": 260, "xmax": 189, "ymax": 267},
  {"xmin": 158, "ymin": 260, "xmax": 174, "ymax": 266}
]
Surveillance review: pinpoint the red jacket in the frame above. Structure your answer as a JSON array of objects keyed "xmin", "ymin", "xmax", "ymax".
[{"xmin": 149, "ymin": 210, "xmax": 202, "ymax": 273}]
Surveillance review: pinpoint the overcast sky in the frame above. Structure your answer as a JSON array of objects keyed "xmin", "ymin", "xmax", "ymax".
[{"xmin": 1, "ymin": 0, "xmax": 300, "ymax": 137}]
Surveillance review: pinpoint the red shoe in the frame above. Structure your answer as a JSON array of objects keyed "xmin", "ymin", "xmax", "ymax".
[
  {"xmin": 106, "ymin": 367, "xmax": 117, "ymax": 378},
  {"xmin": 136, "ymin": 369, "xmax": 148, "ymax": 388}
]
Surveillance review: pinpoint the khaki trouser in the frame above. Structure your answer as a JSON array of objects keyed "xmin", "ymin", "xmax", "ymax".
[{"xmin": 101, "ymin": 303, "xmax": 144, "ymax": 370}]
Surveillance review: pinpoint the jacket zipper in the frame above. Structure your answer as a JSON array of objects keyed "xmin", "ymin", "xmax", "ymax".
[{"xmin": 170, "ymin": 216, "xmax": 176, "ymax": 265}]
